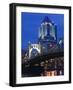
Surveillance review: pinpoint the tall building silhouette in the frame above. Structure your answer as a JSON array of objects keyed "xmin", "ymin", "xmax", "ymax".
[
  {"xmin": 28, "ymin": 16, "xmax": 63, "ymax": 58},
  {"xmin": 38, "ymin": 16, "xmax": 57, "ymax": 54}
]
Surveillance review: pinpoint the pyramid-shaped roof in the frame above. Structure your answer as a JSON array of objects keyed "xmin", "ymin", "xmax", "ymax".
[{"xmin": 42, "ymin": 16, "xmax": 52, "ymax": 23}]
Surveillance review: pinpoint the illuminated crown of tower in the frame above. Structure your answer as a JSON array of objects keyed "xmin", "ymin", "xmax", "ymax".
[{"xmin": 39, "ymin": 16, "xmax": 57, "ymax": 42}]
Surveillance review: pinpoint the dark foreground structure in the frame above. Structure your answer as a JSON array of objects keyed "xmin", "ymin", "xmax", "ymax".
[{"xmin": 22, "ymin": 52, "xmax": 64, "ymax": 77}]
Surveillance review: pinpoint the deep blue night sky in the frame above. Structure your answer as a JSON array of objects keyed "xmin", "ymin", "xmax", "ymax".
[{"xmin": 21, "ymin": 12, "xmax": 64, "ymax": 49}]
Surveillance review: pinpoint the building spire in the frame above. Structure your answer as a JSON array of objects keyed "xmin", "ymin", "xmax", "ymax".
[{"xmin": 42, "ymin": 16, "xmax": 52, "ymax": 23}]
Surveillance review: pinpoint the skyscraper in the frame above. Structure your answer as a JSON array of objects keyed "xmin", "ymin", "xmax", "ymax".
[
  {"xmin": 38, "ymin": 16, "xmax": 57, "ymax": 54},
  {"xmin": 28, "ymin": 16, "xmax": 63, "ymax": 58}
]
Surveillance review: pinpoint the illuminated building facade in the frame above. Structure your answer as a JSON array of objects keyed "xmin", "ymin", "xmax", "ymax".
[
  {"xmin": 28, "ymin": 16, "xmax": 59, "ymax": 58},
  {"xmin": 38, "ymin": 16, "xmax": 57, "ymax": 55}
]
